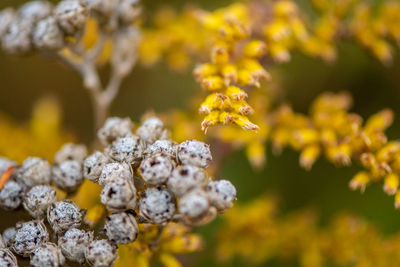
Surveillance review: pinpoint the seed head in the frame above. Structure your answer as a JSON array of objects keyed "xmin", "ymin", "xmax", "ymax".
[
  {"xmin": 145, "ymin": 139, "xmax": 178, "ymax": 159},
  {"xmin": 54, "ymin": 143, "xmax": 88, "ymax": 165},
  {"xmin": 0, "ymin": 248, "xmax": 17, "ymax": 267},
  {"xmin": 98, "ymin": 117, "xmax": 133, "ymax": 146},
  {"xmin": 139, "ymin": 153, "xmax": 174, "ymax": 186},
  {"xmin": 107, "ymin": 136, "xmax": 143, "ymax": 165},
  {"xmin": 136, "ymin": 117, "xmax": 167, "ymax": 144},
  {"xmin": 205, "ymin": 179, "xmax": 237, "ymax": 212},
  {"xmin": 55, "ymin": 0, "xmax": 88, "ymax": 35},
  {"xmin": 58, "ymin": 228, "xmax": 93, "ymax": 264},
  {"xmin": 30, "ymin": 242, "xmax": 65, "ymax": 267},
  {"xmin": 85, "ymin": 239, "xmax": 118, "ymax": 267},
  {"xmin": 13, "ymin": 220, "xmax": 49, "ymax": 257},
  {"xmin": 2, "ymin": 227, "xmax": 16, "ymax": 248},
  {"xmin": 177, "ymin": 140, "xmax": 212, "ymax": 168},
  {"xmin": 104, "ymin": 211, "xmax": 138, "ymax": 244},
  {"xmin": 47, "ymin": 200, "xmax": 83, "ymax": 235},
  {"xmin": 23, "ymin": 185, "xmax": 57, "ymax": 218},
  {"xmin": 83, "ymin": 151, "xmax": 109, "ymax": 183},
  {"xmin": 32, "ymin": 17, "xmax": 65, "ymax": 51},
  {"xmin": 167, "ymin": 165, "xmax": 206, "ymax": 197},
  {"xmin": 179, "ymin": 190, "xmax": 210, "ymax": 223},
  {"xmin": 17, "ymin": 157, "xmax": 51, "ymax": 188},
  {"xmin": 98, "ymin": 162, "xmax": 132, "ymax": 187},
  {"xmin": 139, "ymin": 187, "xmax": 175, "ymax": 224},
  {"xmin": 52, "ymin": 160, "xmax": 84, "ymax": 192},
  {"xmin": 0, "ymin": 181, "xmax": 23, "ymax": 210},
  {"xmin": 100, "ymin": 178, "xmax": 137, "ymax": 211}
]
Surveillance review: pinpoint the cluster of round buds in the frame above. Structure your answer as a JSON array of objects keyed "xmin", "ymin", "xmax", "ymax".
[
  {"xmin": 84, "ymin": 116, "xmax": 237, "ymax": 242},
  {"xmin": 0, "ymin": 0, "xmax": 88, "ymax": 55}
]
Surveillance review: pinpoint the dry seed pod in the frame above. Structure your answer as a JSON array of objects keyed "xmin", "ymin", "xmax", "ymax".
[
  {"xmin": 139, "ymin": 152, "xmax": 174, "ymax": 186},
  {"xmin": 100, "ymin": 178, "xmax": 137, "ymax": 211},
  {"xmin": 83, "ymin": 151, "xmax": 109, "ymax": 183},
  {"xmin": 167, "ymin": 165, "xmax": 206, "ymax": 197},
  {"xmin": 32, "ymin": 17, "xmax": 65, "ymax": 51},
  {"xmin": 139, "ymin": 187, "xmax": 175, "ymax": 224},
  {"xmin": 98, "ymin": 162, "xmax": 132, "ymax": 187},
  {"xmin": 58, "ymin": 228, "xmax": 93, "ymax": 264},
  {"xmin": 98, "ymin": 117, "xmax": 133, "ymax": 146},
  {"xmin": 177, "ymin": 140, "xmax": 212, "ymax": 168},
  {"xmin": 85, "ymin": 239, "xmax": 118, "ymax": 267},
  {"xmin": 0, "ymin": 181, "xmax": 23, "ymax": 210},
  {"xmin": 30, "ymin": 242, "xmax": 65, "ymax": 267},
  {"xmin": 54, "ymin": 143, "xmax": 88, "ymax": 165},
  {"xmin": 47, "ymin": 200, "xmax": 83, "ymax": 235},
  {"xmin": 23, "ymin": 185, "xmax": 57, "ymax": 218},
  {"xmin": 13, "ymin": 220, "xmax": 49, "ymax": 257},
  {"xmin": 104, "ymin": 212, "xmax": 138, "ymax": 244},
  {"xmin": 52, "ymin": 160, "xmax": 84, "ymax": 192}
]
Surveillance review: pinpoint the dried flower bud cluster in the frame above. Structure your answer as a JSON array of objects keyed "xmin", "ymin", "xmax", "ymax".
[
  {"xmin": 0, "ymin": 0, "xmax": 88, "ymax": 54},
  {"xmin": 0, "ymin": 116, "xmax": 236, "ymax": 266}
]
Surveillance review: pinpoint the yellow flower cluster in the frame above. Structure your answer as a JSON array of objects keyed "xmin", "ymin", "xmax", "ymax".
[
  {"xmin": 194, "ymin": 4, "xmax": 269, "ymax": 132},
  {"xmin": 217, "ymin": 195, "xmax": 400, "ymax": 267},
  {"xmin": 0, "ymin": 97, "xmax": 73, "ymax": 163},
  {"xmin": 142, "ymin": 0, "xmax": 400, "ymax": 131},
  {"xmin": 116, "ymin": 223, "xmax": 203, "ymax": 267},
  {"xmin": 139, "ymin": 7, "xmax": 211, "ymax": 72}
]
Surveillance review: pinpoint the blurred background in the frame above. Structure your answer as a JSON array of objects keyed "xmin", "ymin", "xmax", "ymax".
[{"xmin": 2, "ymin": 0, "xmax": 400, "ymax": 266}]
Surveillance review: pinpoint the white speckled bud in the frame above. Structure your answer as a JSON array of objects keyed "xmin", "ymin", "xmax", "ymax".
[
  {"xmin": 58, "ymin": 228, "xmax": 93, "ymax": 264},
  {"xmin": 2, "ymin": 17, "xmax": 32, "ymax": 54},
  {"xmin": 23, "ymin": 185, "xmax": 57, "ymax": 218},
  {"xmin": 32, "ymin": 17, "xmax": 65, "ymax": 51},
  {"xmin": 145, "ymin": 139, "xmax": 177, "ymax": 159},
  {"xmin": 117, "ymin": 0, "xmax": 141, "ymax": 25},
  {"xmin": 54, "ymin": 143, "xmax": 88, "ymax": 165},
  {"xmin": 205, "ymin": 179, "xmax": 236, "ymax": 212},
  {"xmin": 177, "ymin": 140, "xmax": 212, "ymax": 168},
  {"xmin": 17, "ymin": 157, "xmax": 51, "ymax": 188},
  {"xmin": 52, "ymin": 160, "xmax": 83, "ymax": 192},
  {"xmin": 100, "ymin": 178, "xmax": 137, "ymax": 211},
  {"xmin": 139, "ymin": 153, "xmax": 174, "ymax": 186},
  {"xmin": 178, "ymin": 190, "xmax": 210, "ymax": 223},
  {"xmin": 47, "ymin": 200, "xmax": 83, "ymax": 235},
  {"xmin": 2, "ymin": 228, "xmax": 16, "ymax": 248},
  {"xmin": 0, "ymin": 181, "xmax": 23, "ymax": 210},
  {"xmin": 107, "ymin": 136, "xmax": 143, "ymax": 165},
  {"xmin": 55, "ymin": 0, "xmax": 88, "ymax": 35},
  {"xmin": 18, "ymin": 1, "xmax": 53, "ymax": 22},
  {"xmin": 0, "ymin": 8, "xmax": 15, "ymax": 38},
  {"xmin": 30, "ymin": 242, "xmax": 65, "ymax": 267},
  {"xmin": 136, "ymin": 117, "xmax": 166, "ymax": 144},
  {"xmin": 0, "ymin": 248, "xmax": 17, "ymax": 267},
  {"xmin": 167, "ymin": 165, "xmax": 206, "ymax": 197},
  {"xmin": 139, "ymin": 187, "xmax": 175, "ymax": 224},
  {"xmin": 85, "ymin": 239, "xmax": 117, "ymax": 267},
  {"xmin": 13, "ymin": 220, "xmax": 49, "ymax": 257},
  {"xmin": 98, "ymin": 117, "xmax": 133, "ymax": 146},
  {"xmin": 98, "ymin": 162, "xmax": 132, "ymax": 187},
  {"xmin": 83, "ymin": 151, "xmax": 109, "ymax": 183},
  {"xmin": 104, "ymin": 211, "xmax": 138, "ymax": 244}
]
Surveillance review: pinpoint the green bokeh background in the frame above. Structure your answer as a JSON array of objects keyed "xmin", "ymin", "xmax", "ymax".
[{"xmin": 1, "ymin": 0, "xmax": 400, "ymax": 266}]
